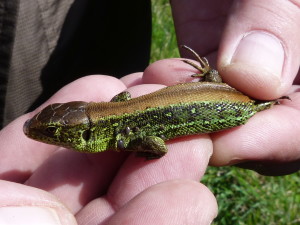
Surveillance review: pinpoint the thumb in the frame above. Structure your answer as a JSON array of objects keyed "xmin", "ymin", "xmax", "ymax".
[
  {"xmin": 218, "ymin": 0, "xmax": 300, "ymax": 99},
  {"xmin": 0, "ymin": 180, "xmax": 76, "ymax": 224}
]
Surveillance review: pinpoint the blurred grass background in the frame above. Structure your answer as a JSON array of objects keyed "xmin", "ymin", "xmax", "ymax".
[{"xmin": 151, "ymin": 1, "xmax": 300, "ymax": 224}]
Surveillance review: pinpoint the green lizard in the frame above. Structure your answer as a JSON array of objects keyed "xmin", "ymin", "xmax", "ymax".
[{"xmin": 23, "ymin": 46, "xmax": 288, "ymax": 159}]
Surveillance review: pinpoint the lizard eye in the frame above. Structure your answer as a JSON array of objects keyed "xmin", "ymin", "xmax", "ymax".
[
  {"xmin": 44, "ymin": 126, "xmax": 58, "ymax": 137},
  {"xmin": 82, "ymin": 130, "xmax": 91, "ymax": 141}
]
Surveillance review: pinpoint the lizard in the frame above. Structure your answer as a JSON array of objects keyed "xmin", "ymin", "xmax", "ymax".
[{"xmin": 23, "ymin": 45, "xmax": 289, "ymax": 159}]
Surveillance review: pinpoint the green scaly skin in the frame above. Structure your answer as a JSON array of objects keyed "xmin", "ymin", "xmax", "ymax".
[{"xmin": 23, "ymin": 46, "xmax": 286, "ymax": 159}]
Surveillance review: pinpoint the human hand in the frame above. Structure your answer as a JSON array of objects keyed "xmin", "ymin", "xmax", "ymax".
[
  {"xmin": 0, "ymin": 63, "xmax": 219, "ymax": 224},
  {"xmin": 170, "ymin": 0, "xmax": 300, "ymax": 175}
]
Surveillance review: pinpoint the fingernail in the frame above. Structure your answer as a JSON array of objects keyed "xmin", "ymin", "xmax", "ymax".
[
  {"xmin": 0, "ymin": 207, "xmax": 61, "ymax": 225},
  {"xmin": 231, "ymin": 31, "xmax": 284, "ymax": 78}
]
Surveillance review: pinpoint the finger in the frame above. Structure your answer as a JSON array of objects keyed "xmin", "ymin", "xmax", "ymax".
[
  {"xmin": 120, "ymin": 72, "xmax": 144, "ymax": 87},
  {"xmin": 0, "ymin": 114, "xmax": 54, "ymax": 183},
  {"xmin": 107, "ymin": 136, "xmax": 212, "ymax": 208},
  {"xmin": 26, "ymin": 150, "xmax": 127, "ymax": 214},
  {"xmin": 0, "ymin": 75, "xmax": 125, "ymax": 183},
  {"xmin": 0, "ymin": 180, "xmax": 76, "ymax": 225},
  {"xmin": 210, "ymin": 91, "xmax": 300, "ymax": 175},
  {"xmin": 170, "ymin": 0, "xmax": 233, "ymax": 57},
  {"xmin": 37, "ymin": 75, "xmax": 126, "ymax": 109},
  {"xmin": 143, "ymin": 58, "xmax": 205, "ymax": 85},
  {"xmin": 76, "ymin": 180, "xmax": 217, "ymax": 225},
  {"xmin": 218, "ymin": 0, "xmax": 300, "ymax": 99}
]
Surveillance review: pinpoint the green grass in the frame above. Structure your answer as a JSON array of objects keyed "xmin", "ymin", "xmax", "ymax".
[
  {"xmin": 151, "ymin": 1, "xmax": 300, "ymax": 224},
  {"xmin": 150, "ymin": 0, "xmax": 179, "ymax": 62},
  {"xmin": 203, "ymin": 167, "xmax": 300, "ymax": 225}
]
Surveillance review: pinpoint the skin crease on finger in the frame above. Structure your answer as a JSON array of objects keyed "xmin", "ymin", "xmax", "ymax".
[{"xmin": 76, "ymin": 180, "xmax": 217, "ymax": 225}]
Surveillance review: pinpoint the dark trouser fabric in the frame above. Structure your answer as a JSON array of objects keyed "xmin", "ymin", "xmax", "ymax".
[{"xmin": 0, "ymin": 0, "xmax": 151, "ymax": 128}]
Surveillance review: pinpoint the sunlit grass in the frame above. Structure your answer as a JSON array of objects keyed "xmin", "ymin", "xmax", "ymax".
[{"xmin": 150, "ymin": 0, "xmax": 179, "ymax": 62}]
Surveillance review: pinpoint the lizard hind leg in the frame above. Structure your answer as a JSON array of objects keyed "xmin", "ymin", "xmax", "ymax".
[
  {"xmin": 128, "ymin": 136, "xmax": 168, "ymax": 160},
  {"xmin": 180, "ymin": 45, "xmax": 211, "ymax": 76},
  {"xmin": 181, "ymin": 45, "xmax": 222, "ymax": 83}
]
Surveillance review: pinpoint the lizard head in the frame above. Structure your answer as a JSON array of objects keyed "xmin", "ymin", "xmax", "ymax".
[{"xmin": 23, "ymin": 101, "xmax": 91, "ymax": 150}]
